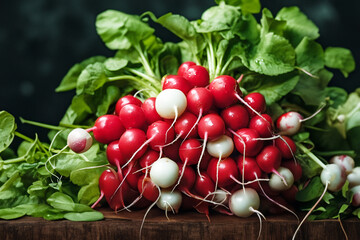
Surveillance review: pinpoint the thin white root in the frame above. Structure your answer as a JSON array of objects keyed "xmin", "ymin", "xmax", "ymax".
[
  {"xmin": 250, "ymin": 207, "xmax": 266, "ymax": 240},
  {"xmin": 292, "ymin": 181, "xmax": 329, "ymax": 240}
]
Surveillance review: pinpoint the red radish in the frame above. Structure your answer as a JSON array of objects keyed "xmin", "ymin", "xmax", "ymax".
[
  {"xmin": 347, "ymin": 167, "xmax": 360, "ymax": 187},
  {"xmin": 118, "ymin": 128, "xmax": 147, "ymax": 161},
  {"xmin": 91, "ymin": 115, "xmax": 125, "ymax": 144},
  {"xmin": 150, "ymin": 157, "xmax": 179, "ymax": 188},
  {"xmin": 186, "ymin": 88, "xmax": 213, "ymax": 116},
  {"xmin": 92, "ymin": 168, "xmax": 119, "ymax": 209},
  {"xmin": 123, "ymin": 162, "xmax": 143, "ymax": 190},
  {"xmin": 256, "ymin": 146, "xmax": 282, "ymax": 174},
  {"xmin": 329, "ymin": 155, "xmax": 355, "ymax": 175},
  {"xmin": 138, "ymin": 149, "xmax": 160, "ymax": 173},
  {"xmin": 243, "ymin": 92, "xmax": 266, "ymax": 117},
  {"xmin": 232, "ymin": 128, "xmax": 263, "ymax": 157},
  {"xmin": 155, "ymin": 88, "xmax": 187, "ymax": 119},
  {"xmin": 182, "ymin": 65, "xmax": 209, "ymax": 87},
  {"xmin": 119, "ymin": 104, "xmax": 146, "ymax": 129},
  {"xmin": 208, "ymin": 75, "xmax": 239, "ymax": 108},
  {"xmin": 221, "ymin": 105, "xmax": 249, "ymax": 131},
  {"xmin": 146, "ymin": 120, "xmax": 175, "ymax": 152},
  {"xmin": 229, "ymin": 188, "xmax": 261, "ymax": 218},
  {"xmin": 141, "ymin": 97, "xmax": 162, "ymax": 124},
  {"xmin": 115, "ymin": 95, "xmax": 142, "ymax": 115},
  {"xmin": 177, "ymin": 61, "xmax": 196, "ymax": 77},
  {"xmin": 162, "ymin": 75, "xmax": 192, "ymax": 95},
  {"xmin": 269, "ymin": 167, "xmax": 294, "ymax": 191},
  {"xmin": 193, "ymin": 171, "xmax": 216, "ymax": 198},
  {"xmin": 249, "ymin": 114, "xmax": 274, "ymax": 138},
  {"xmin": 276, "ymin": 112, "xmax": 303, "ymax": 136},
  {"xmin": 137, "ymin": 175, "xmax": 160, "ymax": 202},
  {"xmin": 179, "ymin": 139, "xmax": 203, "ymax": 166},
  {"xmin": 177, "ymin": 163, "xmax": 196, "ymax": 194},
  {"xmin": 199, "ymin": 150, "xmax": 212, "ymax": 171},
  {"xmin": 281, "ymin": 160, "xmax": 302, "ymax": 182},
  {"xmin": 206, "ymin": 135, "xmax": 234, "ymax": 159},
  {"xmin": 236, "ymin": 155, "xmax": 262, "ymax": 182},
  {"xmin": 162, "ymin": 138, "xmax": 181, "ymax": 162},
  {"xmin": 198, "ymin": 113, "xmax": 225, "ymax": 140},
  {"xmin": 156, "ymin": 189, "xmax": 182, "ymax": 213},
  {"xmin": 67, "ymin": 128, "xmax": 93, "ymax": 153},
  {"xmin": 275, "ymin": 136, "xmax": 296, "ymax": 159},
  {"xmin": 197, "ymin": 113, "xmax": 225, "ymax": 176},
  {"xmin": 207, "ymin": 157, "xmax": 239, "ymax": 188},
  {"xmin": 350, "ymin": 186, "xmax": 360, "ymax": 207},
  {"xmin": 106, "ymin": 141, "xmax": 126, "ymax": 180},
  {"xmin": 174, "ymin": 112, "xmax": 198, "ymax": 139}
]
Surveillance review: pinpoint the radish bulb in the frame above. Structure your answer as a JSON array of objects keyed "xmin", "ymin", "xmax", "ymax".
[
  {"xmin": 67, "ymin": 128, "xmax": 93, "ymax": 153},
  {"xmin": 150, "ymin": 158, "xmax": 179, "ymax": 188}
]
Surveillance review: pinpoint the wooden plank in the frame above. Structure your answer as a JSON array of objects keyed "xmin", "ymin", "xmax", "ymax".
[{"xmin": 0, "ymin": 208, "xmax": 359, "ymax": 240}]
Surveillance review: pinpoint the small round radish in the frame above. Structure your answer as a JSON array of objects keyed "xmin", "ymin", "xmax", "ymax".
[
  {"xmin": 243, "ymin": 92, "xmax": 266, "ymax": 117},
  {"xmin": 150, "ymin": 158, "xmax": 179, "ymax": 188},
  {"xmin": 248, "ymin": 114, "xmax": 274, "ymax": 138},
  {"xmin": 177, "ymin": 163, "xmax": 196, "ymax": 193},
  {"xmin": 155, "ymin": 89, "xmax": 187, "ymax": 119},
  {"xmin": 186, "ymin": 88, "xmax": 214, "ymax": 116},
  {"xmin": 236, "ymin": 155, "xmax": 262, "ymax": 182},
  {"xmin": 329, "ymin": 155, "xmax": 355, "ymax": 175},
  {"xmin": 256, "ymin": 146, "xmax": 282, "ymax": 174},
  {"xmin": 156, "ymin": 189, "xmax": 182, "ymax": 213},
  {"xmin": 208, "ymin": 75, "xmax": 239, "ymax": 108},
  {"xmin": 198, "ymin": 113, "xmax": 225, "ymax": 140},
  {"xmin": 212, "ymin": 189, "xmax": 229, "ymax": 205},
  {"xmin": 138, "ymin": 175, "xmax": 160, "ymax": 202},
  {"xmin": 221, "ymin": 105, "xmax": 249, "ymax": 131},
  {"xmin": 206, "ymin": 135, "xmax": 234, "ymax": 159},
  {"xmin": 179, "ymin": 139, "xmax": 203, "ymax": 166},
  {"xmin": 92, "ymin": 115, "xmax": 125, "ymax": 144},
  {"xmin": 92, "ymin": 168, "xmax": 119, "ymax": 208},
  {"xmin": 229, "ymin": 188, "xmax": 260, "ymax": 217},
  {"xmin": 207, "ymin": 157, "xmax": 239, "ymax": 188},
  {"xmin": 115, "ymin": 95, "xmax": 142, "ymax": 115},
  {"xmin": 138, "ymin": 149, "xmax": 160, "ymax": 172},
  {"xmin": 141, "ymin": 97, "xmax": 162, "ymax": 124},
  {"xmin": 106, "ymin": 140, "xmax": 126, "ymax": 167},
  {"xmin": 350, "ymin": 185, "xmax": 360, "ymax": 207},
  {"xmin": 275, "ymin": 136, "xmax": 296, "ymax": 159},
  {"xmin": 276, "ymin": 112, "xmax": 303, "ymax": 136},
  {"xmin": 233, "ymin": 128, "xmax": 263, "ymax": 157},
  {"xmin": 67, "ymin": 128, "xmax": 92, "ymax": 153},
  {"xmin": 162, "ymin": 75, "xmax": 192, "ymax": 95},
  {"xmin": 146, "ymin": 120, "xmax": 175, "ymax": 151},
  {"xmin": 320, "ymin": 164, "xmax": 346, "ymax": 192},
  {"xmin": 193, "ymin": 171, "xmax": 216, "ymax": 198},
  {"xmin": 182, "ymin": 65, "xmax": 209, "ymax": 87},
  {"xmin": 118, "ymin": 128, "xmax": 147, "ymax": 160},
  {"xmin": 174, "ymin": 112, "xmax": 198, "ymax": 139},
  {"xmin": 269, "ymin": 167, "xmax": 294, "ymax": 191},
  {"xmin": 177, "ymin": 61, "xmax": 196, "ymax": 77},
  {"xmin": 281, "ymin": 160, "xmax": 302, "ymax": 182},
  {"xmin": 347, "ymin": 167, "xmax": 360, "ymax": 187},
  {"xmin": 119, "ymin": 104, "xmax": 146, "ymax": 129}
]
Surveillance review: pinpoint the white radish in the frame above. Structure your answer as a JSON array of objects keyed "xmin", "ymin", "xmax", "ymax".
[
  {"xmin": 329, "ymin": 155, "xmax": 355, "ymax": 175},
  {"xmin": 156, "ymin": 188, "xmax": 182, "ymax": 214},
  {"xmin": 276, "ymin": 112, "xmax": 303, "ymax": 136},
  {"xmin": 67, "ymin": 128, "xmax": 93, "ymax": 153},
  {"xmin": 347, "ymin": 167, "xmax": 360, "ymax": 188},
  {"xmin": 229, "ymin": 188, "xmax": 260, "ymax": 217},
  {"xmin": 320, "ymin": 164, "xmax": 346, "ymax": 192},
  {"xmin": 155, "ymin": 89, "xmax": 187, "ymax": 119},
  {"xmin": 206, "ymin": 135, "xmax": 234, "ymax": 159},
  {"xmin": 269, "ymin": 167, "xmax": 294, "ymax": 191},
  {"xmin": 150, "ymin": 157, "xmax": 179, "ymax": 188},
  {"xmin": 350, "ymin": 185, "xmax": 360, "ymax": 207}
]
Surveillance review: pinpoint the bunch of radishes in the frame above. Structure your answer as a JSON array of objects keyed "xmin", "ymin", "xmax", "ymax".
[{"xmin": 66, "ymin": 61, "xmax": 310, "ymax": 219}]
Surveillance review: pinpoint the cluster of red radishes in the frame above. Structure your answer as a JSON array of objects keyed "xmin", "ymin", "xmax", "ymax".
[{"xmin": 66, "ymin": 61, "xmax": 310, "ymax": 219}]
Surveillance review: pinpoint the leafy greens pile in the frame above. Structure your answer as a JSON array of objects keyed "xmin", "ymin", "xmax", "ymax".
[{"xmin": 0, "ymin": 0, "xmax": 358, "ymax": 221}]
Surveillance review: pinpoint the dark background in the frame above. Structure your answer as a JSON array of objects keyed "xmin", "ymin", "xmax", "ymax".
[{"xmin": 0, "ymin": 0, "xmax": 359, "ymax": 141}]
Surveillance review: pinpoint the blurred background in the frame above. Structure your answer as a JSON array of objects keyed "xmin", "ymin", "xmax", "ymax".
[{"xmin": 0, "ymin": 0, "xmax": 359, "ymax": 141}]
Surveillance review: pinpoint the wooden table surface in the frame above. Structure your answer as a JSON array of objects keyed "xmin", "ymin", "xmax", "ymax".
[{"xmin": 0, "ymin": 208, "xmax": 359, "ymax": 240}]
